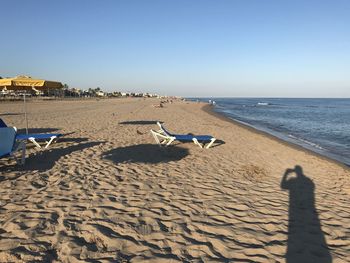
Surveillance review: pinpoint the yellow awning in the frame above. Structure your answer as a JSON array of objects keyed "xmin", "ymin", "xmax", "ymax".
[{"xmin": 0, "ymin": 76, "xmax": 63, "ymax": 90}]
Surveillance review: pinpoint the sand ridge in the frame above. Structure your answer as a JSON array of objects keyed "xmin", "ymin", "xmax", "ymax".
[{"xmin": 0, "ymin": 98, "xmax": 349, "ymax": 262}]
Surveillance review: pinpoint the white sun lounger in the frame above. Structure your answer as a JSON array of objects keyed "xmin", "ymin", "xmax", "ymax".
[{"xmin": 151, "ymin": 122, "xmax": 216, "ymax": 149}]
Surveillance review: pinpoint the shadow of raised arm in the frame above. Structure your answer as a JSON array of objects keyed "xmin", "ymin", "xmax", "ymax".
[{"xmin": 281, "ymin": 168, "xmax": 294, "ymax": 190}]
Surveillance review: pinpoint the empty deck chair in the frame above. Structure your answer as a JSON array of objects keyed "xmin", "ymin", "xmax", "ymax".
[
  {"xmin": 151, "ymin": 122, "xmax": 216, "ymax": 149},
  {"xmin": 0, "ymin": 118, "xmax": 62, "ymax": 149},
  {"xmin": 0, "ymin": 127, "xmax": 26, "ymax": 165}
]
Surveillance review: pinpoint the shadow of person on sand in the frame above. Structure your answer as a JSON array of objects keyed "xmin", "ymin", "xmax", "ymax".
[
  {"xmin": 102, "ymin": 144, "xmax": 189, "ymax": 164},
  {"xmin": 0, "ymin": 139, "xmax": 105, "ymax": 174},
  {"xmin": 281, "ymin": 165, "xmax": 332, "ymax": 263}
]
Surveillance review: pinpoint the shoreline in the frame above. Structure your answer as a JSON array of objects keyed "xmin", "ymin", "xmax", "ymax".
[
  {"xmin": 201, "ymin": 103, "xmax": 350, "ymax": 171},
  {"xmin": 0, "ymin": 98, "xmax": 349, "ymax": 262}
]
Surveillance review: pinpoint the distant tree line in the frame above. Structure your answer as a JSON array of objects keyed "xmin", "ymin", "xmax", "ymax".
[{"xmin": 62, "ymin": 85, "xmax": 107, "ymax": 97}]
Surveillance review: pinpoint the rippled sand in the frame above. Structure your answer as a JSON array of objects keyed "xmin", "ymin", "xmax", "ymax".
[{"xmin": 0, "ymin": 98, "xmax": 349, "ymax": 262}]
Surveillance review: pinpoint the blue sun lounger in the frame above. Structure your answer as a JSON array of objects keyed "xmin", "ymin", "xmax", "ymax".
[
  {"xmin": 0, "ymin": 118, "xmax": 62, "ymax": 149},
  {"xmin": 0, "ymin": 127, "xmax": 26, "ymax": 165},
  {"xmin": 151, "ymin": 122, "xmax": 216, "ymax": 149}
]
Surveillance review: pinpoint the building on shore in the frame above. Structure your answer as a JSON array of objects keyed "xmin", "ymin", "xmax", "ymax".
[{"xmin": 0, "ymin": 75, "xmax": 63, "ymax": 97}]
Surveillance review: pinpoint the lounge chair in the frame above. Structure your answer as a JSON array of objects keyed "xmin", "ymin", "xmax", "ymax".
[
  {"xmin": 0, "ymin": 127, "xmax": 26, "ymax": 165},
  {"xmin": 0, "ymin": 118, "xmax": 62, "ymax": 149},
  {"xmin": 151, "ymin": 122, "xmax": 216, "ymax": 149}
]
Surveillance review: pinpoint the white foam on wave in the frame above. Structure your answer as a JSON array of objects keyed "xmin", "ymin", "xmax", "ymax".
[{"xmin": 288, "ymin": 134, "xmax": 324, "ymax": 150}]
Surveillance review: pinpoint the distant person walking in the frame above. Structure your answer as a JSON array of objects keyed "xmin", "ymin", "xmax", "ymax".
[{"xmin": 281, "ymin": 165, "xmax": 332, "ymax": 263}]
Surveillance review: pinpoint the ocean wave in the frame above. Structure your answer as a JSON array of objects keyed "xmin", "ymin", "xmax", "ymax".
[
  {"xmin": 288, "ymin": 134, "xmax": 324, "ymax": 150},
  {"xmin": 257, "ymin": 102, "xmax": 269, "ymax": 106}
]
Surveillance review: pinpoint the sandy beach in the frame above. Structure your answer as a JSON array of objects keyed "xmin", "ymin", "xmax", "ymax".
[{"xmin": 0, "ymin": 98, "xmax": 349, "ymax": 262}]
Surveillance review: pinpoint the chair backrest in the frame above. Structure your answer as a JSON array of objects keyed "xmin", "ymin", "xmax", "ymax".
[
  {"xmin": 0, "ymin": 118, "xmax": 7, "ymax": 128},
  {"xmin": 0, "ymin": 127, "xmax": 17, "ymax": 156},
  {"xmin": 157, "ymin": 122, "xmax": 173, "ymax": 136}
]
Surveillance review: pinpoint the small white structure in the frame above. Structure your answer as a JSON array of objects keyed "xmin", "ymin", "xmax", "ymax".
[{"xmin": 96, "ymin": 91, "xmax": 105, "ymax": 97}]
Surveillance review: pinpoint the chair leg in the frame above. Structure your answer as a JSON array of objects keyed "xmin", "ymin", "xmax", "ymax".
[
  {"xmin": 20, "ymin": 142, "xmax": 26, "ymax": 165},
  {"xmin": 44, "ymin": 136, "xmax": 56, "ymax": 149},
  {"xmin": 151, "ymin": 131, "xmax": 161, "ymax": 145},
  {"xmin": 29, "ymin": 138, "xmax": 42, "ymax": 149},
  {"xmin": 166, "ymin": 137, "xmax": 175, "ymax": 146},
  {"xmin": 192, "ymin": 138, "xmax": 203, "ymax": 148},
  {"xmin": 205, "ymin": 138, "xmax": 216, "ymax": 149},
  {"xmin": 11, "ymin": 141, "xmax": 26, "ymax": 165},
  {"xmin": 151, "ymin": 130, "xmax": 174, "ymax": 147},
  {"xmin": 161, "ymin": 139, "xmax": 167, "ymax": 144}
]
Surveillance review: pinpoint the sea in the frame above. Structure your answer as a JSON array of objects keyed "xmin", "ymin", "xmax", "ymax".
[{"xmin": 191, "ymin": 98, "xmax": 350, "ymax": 166}]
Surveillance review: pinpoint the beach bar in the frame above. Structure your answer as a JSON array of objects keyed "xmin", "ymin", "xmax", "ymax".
[
  {"xmin": 0, "ymin": 75, "xmax": 63, "ymax": 96},
  {"xmin": 0, "ymin": 76, "xmax": 63, "ymax": 133}
]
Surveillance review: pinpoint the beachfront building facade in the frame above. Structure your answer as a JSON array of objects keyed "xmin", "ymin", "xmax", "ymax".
[{"xmin": 0, "ymin": 75, "xmax": 63, "ymax": 97}]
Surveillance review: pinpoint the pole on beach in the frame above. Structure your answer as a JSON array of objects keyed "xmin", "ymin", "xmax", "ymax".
[{"xmin": 23, "ymin": 92, "xmax": 28, "ymax": 134}]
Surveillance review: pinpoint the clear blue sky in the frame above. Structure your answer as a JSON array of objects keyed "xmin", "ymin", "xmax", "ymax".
[{"xmin": 1, "ymin": 0, "xmax": 349, "ymax": 97}]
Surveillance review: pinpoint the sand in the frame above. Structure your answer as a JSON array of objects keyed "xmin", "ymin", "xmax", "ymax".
[{"xmin": 0, "ymin": 98, "xmax": 349, "ymax": 262}]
